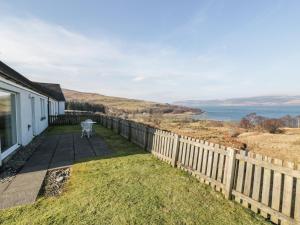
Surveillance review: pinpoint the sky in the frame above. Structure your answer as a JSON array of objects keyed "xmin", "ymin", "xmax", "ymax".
[{"xmin": 0, "ymin": 0, "xmax": 300, "ymax": 102}]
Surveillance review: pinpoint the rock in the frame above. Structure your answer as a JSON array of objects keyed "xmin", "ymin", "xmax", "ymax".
[
  {"xmin": 56, "ymin": 176, "xmax": 64, "ymax": 183},
  {"xmin": 40, "ymin": 168, "xmax": 70, "ymax": 197}
]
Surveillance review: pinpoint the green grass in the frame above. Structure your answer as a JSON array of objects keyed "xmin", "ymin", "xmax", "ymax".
[{"xmin": 0, "ymin": 125, "xmax": 270, "ymax": 225}]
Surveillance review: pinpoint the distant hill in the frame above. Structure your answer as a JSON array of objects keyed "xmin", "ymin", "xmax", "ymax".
[
  {"xmin": 63, "ymin": 89, "xmax": 202, "ymax": 115},
  {"xmin": 174, "ymin": 96, "xmax": 300, "ymax": 107}
]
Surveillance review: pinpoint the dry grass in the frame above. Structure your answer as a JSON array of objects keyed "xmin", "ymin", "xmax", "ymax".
[
  {"xmin": 238, "ymin": 128, "xmax": 300, "ymax": 164},
  {"xmin": 135, "ymin": 114, "xmax": 300, "ymax": 163},
  {"xmin": 133, "ymin": 114, "xmax": 245, "ymax": 149},
  {"xmin": 63, "ymin": 89, "xmax": 157, "ymax": 112}
]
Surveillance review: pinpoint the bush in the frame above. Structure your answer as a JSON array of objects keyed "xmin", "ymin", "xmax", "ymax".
[
  {"xmin": 260, "ymin": 119, "xmax": 283, "ymax": 134},
  {"xmin": 228, "ymin": 128, "xmax": 241, "ymax": 138},
  {"xmin": 66, "ymin": 101, "xmax": 105, "ymax": 113},
  {"xmin": 240, "ymin": 118, "xmax": 253, "ymax": 129}
]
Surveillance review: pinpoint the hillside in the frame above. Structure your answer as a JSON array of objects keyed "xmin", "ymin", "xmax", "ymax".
[
  {"xmin": 63, "ymin": 89, "xmax": 202, "ymax": 115},
  {"xmin": 175, "ymin": 95, "xmax": 300, "ymax": 107}
]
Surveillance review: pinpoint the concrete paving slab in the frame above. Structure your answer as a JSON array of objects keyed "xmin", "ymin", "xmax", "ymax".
[{"xmin": 0, "ymin": 132, "xmax": 113, "ymax": 210}]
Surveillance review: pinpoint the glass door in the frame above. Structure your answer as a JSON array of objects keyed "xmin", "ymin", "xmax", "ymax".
[{"xmin": 0, "ymin": 89, "xmax": 17, "ymax": 153}]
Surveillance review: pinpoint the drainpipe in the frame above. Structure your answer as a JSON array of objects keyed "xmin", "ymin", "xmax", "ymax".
[{"xmin": 47, "ymin": 97, "xmax": 50, "ymax": 126}]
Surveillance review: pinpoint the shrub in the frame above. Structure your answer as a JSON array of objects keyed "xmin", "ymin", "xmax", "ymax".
[
  {"xmin": 240, "ymin": 118, "xmax": 253, "ymax": 129},
  {"xmin": 260, "ymin": 119, "xmax": 283, "ymax": 134},
  {"xmin": 228, "ymin": 128, "xmax": 241, "ymax": 138}
]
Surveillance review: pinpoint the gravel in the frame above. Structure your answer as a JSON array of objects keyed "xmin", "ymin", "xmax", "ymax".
[
  {"xmin": 0, "ymin": 135, "xmax": 45, "ymax": 183},
  {"xmin": 40, "ymin": 168, "xmax": 70, "ymax": 197}
]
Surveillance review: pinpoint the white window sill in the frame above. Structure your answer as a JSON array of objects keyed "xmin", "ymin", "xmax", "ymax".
[{"xmin": 1, "ymin": 144, "xmax": 20, "ymax": 161}]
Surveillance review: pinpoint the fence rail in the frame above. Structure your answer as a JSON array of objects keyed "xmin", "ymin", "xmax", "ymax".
[{"xmin": 50, "ymin": 114, "xmax": 300, "ymax": 225}]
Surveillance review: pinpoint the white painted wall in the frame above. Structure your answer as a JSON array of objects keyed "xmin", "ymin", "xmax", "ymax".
[
  {"xmin": 0, "ymin": 77, "xmax": 60, "ymax": 162},
  {"xmin": 49, "ymin": 99, "xmax": 59, "ymax": 115},
  {"xmin": 58, "ymin": 101, "xmax": 65, "ymax": 115}
]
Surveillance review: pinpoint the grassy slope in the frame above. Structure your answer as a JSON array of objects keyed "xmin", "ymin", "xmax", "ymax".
[
  {"xmin": 0, "ymin": 125, "xmax": 269, "ymax": 225},
  {"xmin": 63, "ymin": 89, "xmax": 200, "ymax": 114},
  {"xmin": 63, "ymin": 89, "xmax": 156, "ymax": 112}
]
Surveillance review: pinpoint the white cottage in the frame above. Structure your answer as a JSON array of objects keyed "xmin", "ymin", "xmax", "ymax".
[{"xmin": 0, "ymin": 61, "xmax": 65, "ymax": 166}]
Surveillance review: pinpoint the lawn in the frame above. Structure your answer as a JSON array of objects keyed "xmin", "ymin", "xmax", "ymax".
[{"xmin": 0, "ymin": 125, "xmax": 270, "ymax": 225}]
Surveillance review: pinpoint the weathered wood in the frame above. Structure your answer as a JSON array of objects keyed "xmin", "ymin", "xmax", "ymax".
[
  {"xmin": 235, "ymin": 150, "xmax": 246, "ymax": 203},
  {"xmin": 206, "ymin": 144, "xmax": 214, "ymax": 179},
  {"xmin": 192, "ymin": 140, "xmax": 199, "ymax": 170},
  {"xmin": 211, "ymin": 145, "xmax": 219, "ymax": 180},
  {"xmin": 189, "ymin": 138, "xmax": 195, "ymax": 169},
  {"xmin": 178, "ymin": 140, "xmax": 183, "ymax": 165},
  {"xmin": 243, "ymin": 152, "xmax": 254, "ymax": 207},
  {"xmin": 181, "ymin": 137, "xmax": 187, "ymax": 166},
  {"xmin": 178, "ymin": 138, "xmax": 227, "ymax": 155},
  {"xmin": 171, "ymin": 134, "xmax": 180, "ymax": 167},
  {"xmin": 261, "ymin": 156, "xmax": 272, "ymax": 218},
  {"xmin": 232, "ymin": 191, "xmax": 295, "ymax": 225},
  {"xmin": 151, "ymin": 130, "xmax": 157, "ymax": 153},
  {"xmin": 236, "ymin": 154, "xmax": 300, "ymax": 178},
  {"xmin": 160, "ymin": 132, "xmax": 165, "ymax": 157},
  {"xmin": 201, "ymin": 144, "xmax": 208, "ymax": 175},
  {"xmin": 217, "ymin": 153, "xmax": 225, "ymax": 184},
  {"xmin": 251, "ymin": 154, "xmax": 263, "ymax": 213},
  {"xmin": 271, "ymin": 159, "xmax": 283, "ymax": 224},
  {"xmin": 281, "ymin": 162, "xmax": 295, "ymax": 225},
  {"xmin": 184, "ymin": 137, "xmax": 191, "ymax": 167},
  {"xmin": 156, "ymin": 131, "xmax": 161, "ymax": 155},
  {"xmin": 295, "ymin": 164, "xmax": 300, "ymax": 223},
  {"xmin": 224, "ymin": 148, "xmax": 236, "ymax": 199},
  {"xmin": 196, "ymin": 141, "xmax": 203, "ymax": 172}
]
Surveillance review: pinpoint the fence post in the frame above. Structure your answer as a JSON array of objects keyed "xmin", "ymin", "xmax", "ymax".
[
  {"xmin": 171, "ymin": 134, "xmax": 180, "ymax": 167},
  {"xmin": 128, "ymin": 122, "xmax": 132, "ymax": 141},
  {"xmin": 117, "ymin": 119, "xmax": 121, "ymax": 134},
  {"xmin": 144, "ymin": 126, "xmax": 149, "ymax": 151},
  {"xmin": 224, "ymin": 148, "xmax": 236, "ymax": 199}
]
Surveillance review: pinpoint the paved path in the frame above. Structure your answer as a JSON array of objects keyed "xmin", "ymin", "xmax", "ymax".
[{"xmin": 0, "ymin": 133, "xmax": 112, "ymax": 210}]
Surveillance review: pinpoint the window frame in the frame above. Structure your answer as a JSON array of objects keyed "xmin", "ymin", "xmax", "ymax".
[{"xmin": 40, "ymin": 98, "xmax": 46, "ymax": 121}]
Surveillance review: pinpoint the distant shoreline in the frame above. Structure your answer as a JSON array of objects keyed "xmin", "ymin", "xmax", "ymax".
[{"xmin": 191, "ymin": 105, "xmax": 300, "ymax": 121}]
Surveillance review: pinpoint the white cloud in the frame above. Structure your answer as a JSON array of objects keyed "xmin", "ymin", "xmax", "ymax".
[
  {"xmin": 0, "ymin": 15, "xmax": 236, "ymax": 102},
  {"xmin": 132, "ymin": 76, "xmax": 146, "ymax": 82}
]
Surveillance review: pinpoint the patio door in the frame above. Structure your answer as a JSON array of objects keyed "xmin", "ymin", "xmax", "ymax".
[{"xmin": 0, "ymin": 89, "xmax": 17, "ymax": 155}]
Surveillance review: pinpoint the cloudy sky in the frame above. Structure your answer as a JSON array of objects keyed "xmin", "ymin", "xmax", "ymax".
[{"xmin": 0, "ymin": 0, "xmax": 299, "ymax": 102}]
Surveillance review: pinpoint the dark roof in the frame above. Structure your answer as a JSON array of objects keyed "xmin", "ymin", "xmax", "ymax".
[
  {"xmin": 0, "ymin": 61, "xmax": 65, "ymax": 101},
  {"xmin": 34, "ymin": 82, "xmax": 65, "ymax": 101}
]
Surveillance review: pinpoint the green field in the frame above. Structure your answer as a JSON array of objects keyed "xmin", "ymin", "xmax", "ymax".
[{"xmin": 0, "ymin": 125, "xmax": 270, "ymax": 225}]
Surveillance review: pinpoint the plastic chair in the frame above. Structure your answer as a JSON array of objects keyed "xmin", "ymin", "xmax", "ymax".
[{"xmin": 81, "ymin": 121, "xmax": 93, "ymax": 138}]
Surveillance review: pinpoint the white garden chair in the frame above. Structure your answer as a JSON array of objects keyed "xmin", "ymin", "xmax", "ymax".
[{"xmin": 81, "ymin": 121, "xmax": 93, "ymax": 138}]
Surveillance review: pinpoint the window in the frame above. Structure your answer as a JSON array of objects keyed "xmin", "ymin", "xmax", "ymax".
[
  {"xmin": 40, "ymin": 98, "xmax": 46, "ymax": 120},
  {"xmin": 0, "ymin": 89, "xmax": 17, "ymax": 153}
]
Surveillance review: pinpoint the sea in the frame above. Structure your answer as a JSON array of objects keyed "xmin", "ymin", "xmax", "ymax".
[{"xmin": 192, "ymin": 105, "xmax": 300, "ymax": 121}]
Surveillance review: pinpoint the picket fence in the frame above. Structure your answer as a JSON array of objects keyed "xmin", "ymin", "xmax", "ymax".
[{"xmin": 50, "ymin": 114, "xmax": 300, "ymax": 225}]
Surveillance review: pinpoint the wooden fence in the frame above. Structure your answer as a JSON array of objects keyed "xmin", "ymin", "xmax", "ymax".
[
  {"xmin": 49, "ymin": 115, "xmax": 102, "ymax": 126},
  {"xmin": 49, "ymin": 114, "xmax": 300, "ymax": 225}
]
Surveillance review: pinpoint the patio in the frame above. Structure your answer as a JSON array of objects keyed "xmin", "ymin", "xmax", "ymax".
[{"xmin": 0, "ymin": 132, "xmax": 113, "ymax": 209}]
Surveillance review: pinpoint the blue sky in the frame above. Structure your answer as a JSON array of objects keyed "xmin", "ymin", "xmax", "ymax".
[{"xmin": 0, "ymin": 0, "xmax": 299, "ymax": 102}]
